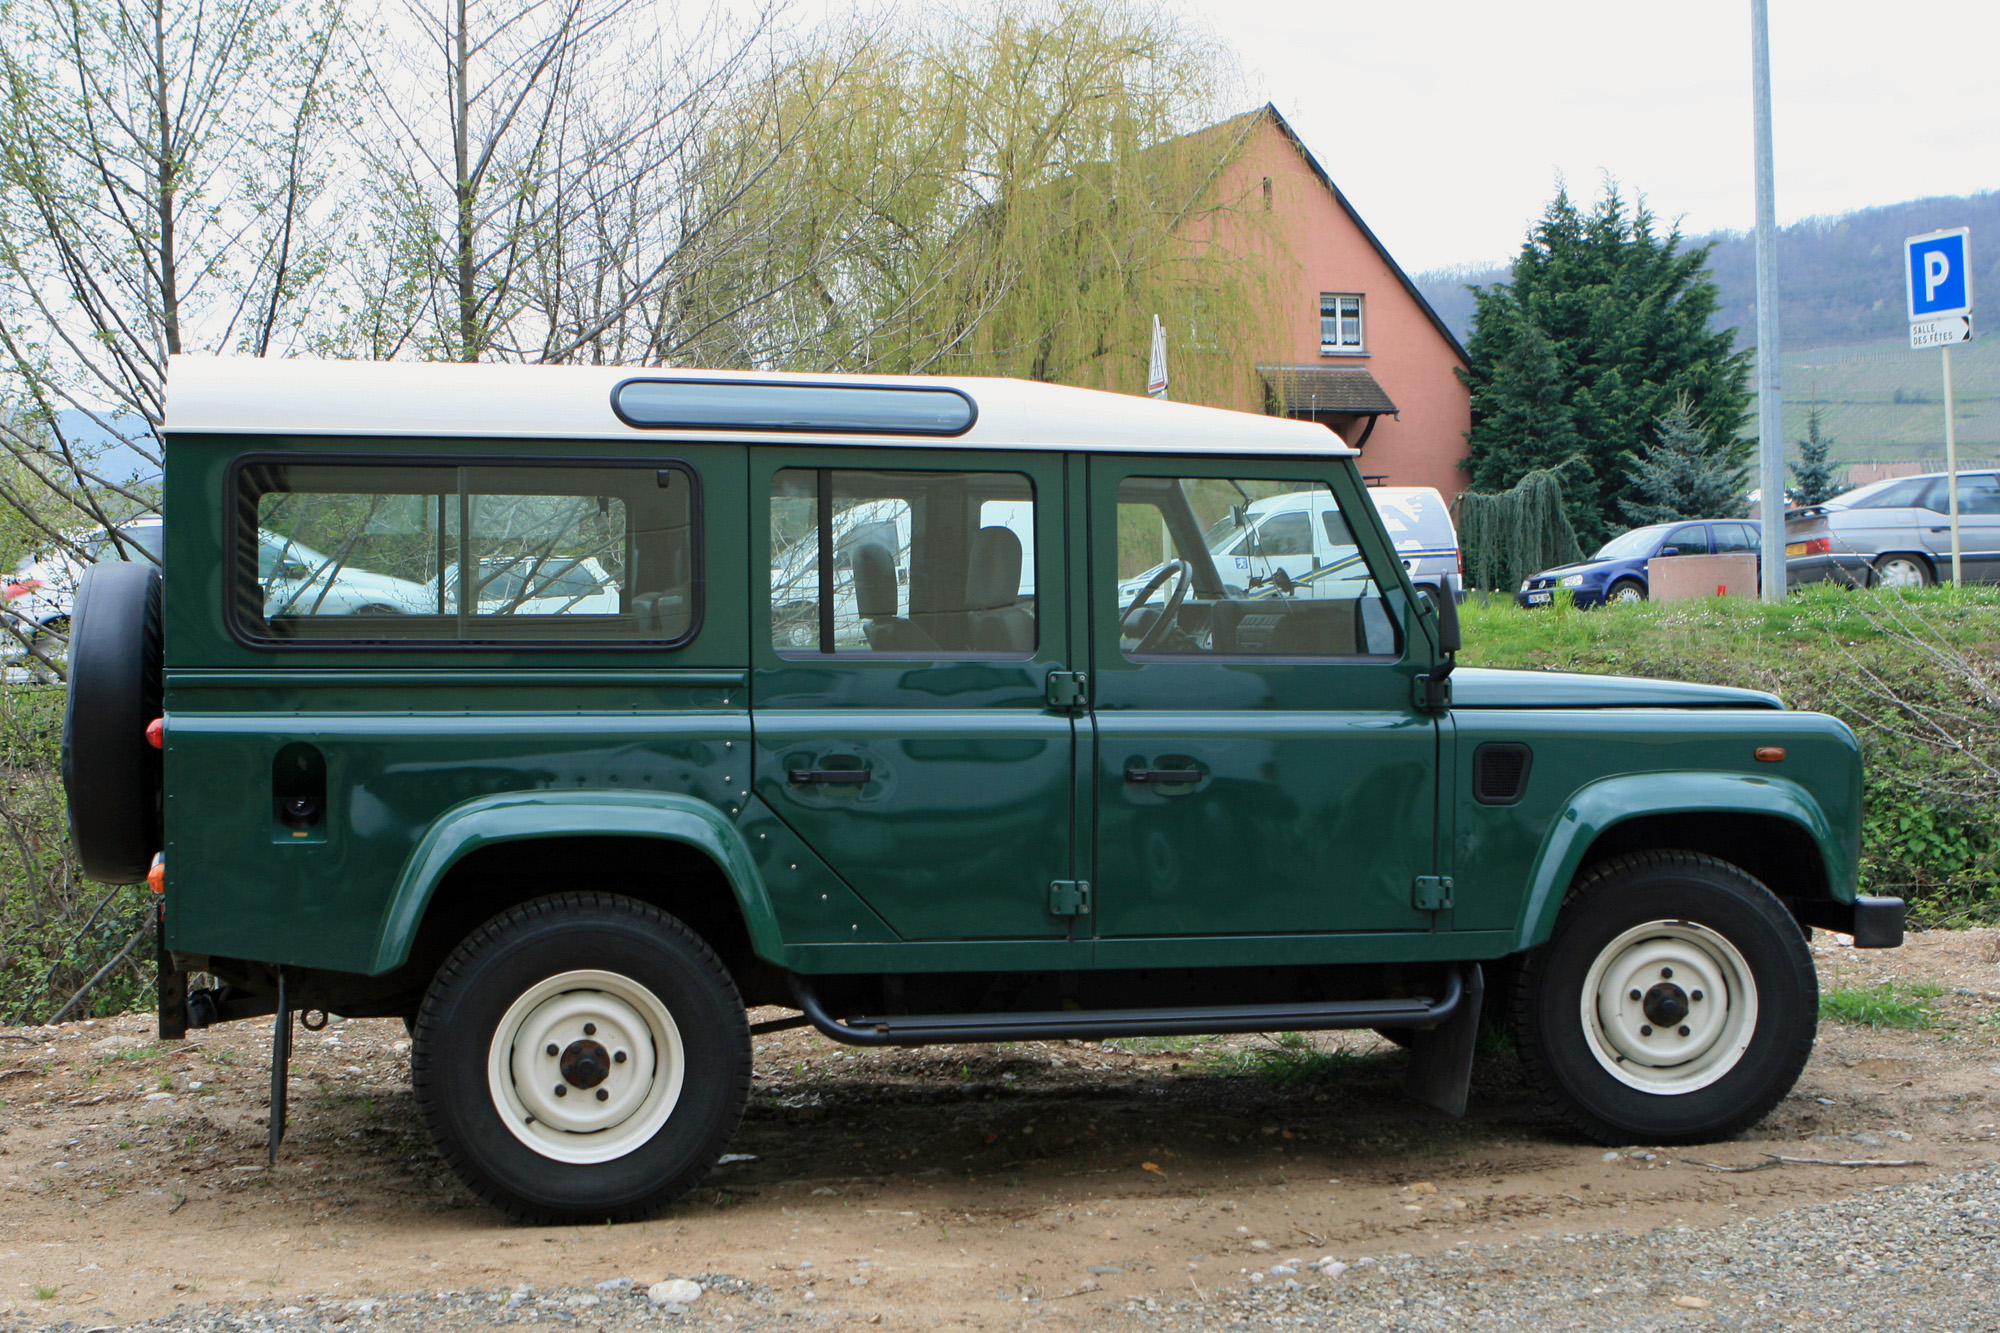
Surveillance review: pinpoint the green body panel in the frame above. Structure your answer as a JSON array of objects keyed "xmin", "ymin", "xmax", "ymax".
[
  {"xmin": 153, "ymin": 424, "xmax": 1865, "ymax": 994},
  {"xmin": 1445, "ymin": 701, "xmax": 1862, "ymax": 945}
]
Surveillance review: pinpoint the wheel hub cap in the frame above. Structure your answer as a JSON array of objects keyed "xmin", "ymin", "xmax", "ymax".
[
  {"xmin": 486, "ymin": 969, "xmax": 686, "ymax": 1164},
  {"xmin": 1580, "ymin": 921, "xmax": 1758, "ymax": 1094}
]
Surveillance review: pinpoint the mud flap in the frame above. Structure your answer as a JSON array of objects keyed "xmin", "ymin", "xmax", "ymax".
[
  {"xmin": 1403, "ymin": 963, "xmax": 1483, "ymax": 1118},
  {"xmin": 155, "ymin": 900, "xmax": 187, "ymax": 1042},
  {"xmin": 269, "ymin": 967, "xmax": 292, "ymax": 1166}
]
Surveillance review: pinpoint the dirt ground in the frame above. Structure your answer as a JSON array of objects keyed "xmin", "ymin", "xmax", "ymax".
[{"xmin": 2, "ymin": 929, "xmax": 1997, "ymax": 1330}]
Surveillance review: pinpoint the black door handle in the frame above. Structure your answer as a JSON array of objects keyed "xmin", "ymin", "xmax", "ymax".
[
  {"xmin": 789, "ymin": 768, "xmax": 871, "ymax": 785},
  {"xmin": 1125, "ymin": 768, "xmax": 1203, "ymax": 784}
]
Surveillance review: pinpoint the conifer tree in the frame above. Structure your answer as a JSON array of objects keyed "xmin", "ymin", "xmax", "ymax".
[
  {"xmin": 1620, "ymin": 398, "xmax": 1748, "ymax": 524},
  {"xmin": 1792, "ymin": 406, "xmax": 1838, "ymax": 505},
  {"xmin": 1460, "ymin": 184, "xmax": 1752, "ymax": 543}
]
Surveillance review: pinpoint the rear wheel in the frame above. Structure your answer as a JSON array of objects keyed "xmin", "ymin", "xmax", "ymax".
[
  {"xmin": 1511, "ymin": 852, "xmax": 1815, "ymax": 1145},
  {"xmin": 413, "ymin": 893, "xmax": 750, "ymax": 1223},
  {"xmin": 1872, "ymin": 554, "xmax": 1931, "ymax": 588}
]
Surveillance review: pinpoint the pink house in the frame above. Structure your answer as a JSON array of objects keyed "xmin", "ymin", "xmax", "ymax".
[{"xmin": 1208, "ymin": 107, "xmax": 1472, "ymax": 500}]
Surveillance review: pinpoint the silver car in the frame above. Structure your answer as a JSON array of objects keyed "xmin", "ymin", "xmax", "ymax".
[{"xmin": 1785, "ymin": 469, "xmax": 2000, "ymax": 588}]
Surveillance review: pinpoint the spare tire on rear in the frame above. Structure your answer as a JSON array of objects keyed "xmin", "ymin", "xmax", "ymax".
[{"xmin": 62, "ymin": 561, "xmax": 163, "ymax": 883}]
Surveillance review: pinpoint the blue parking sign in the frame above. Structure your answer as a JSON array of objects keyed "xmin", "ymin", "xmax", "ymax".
[{"xmin": 1907, "ymin": 228, "xmax": 1971, "ymax": 320}]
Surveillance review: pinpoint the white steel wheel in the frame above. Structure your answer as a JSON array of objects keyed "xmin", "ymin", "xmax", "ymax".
[
  {"xmin": 1579, "ymin": 921, "xmax": 1757, "ymax": 1094},
  {"xmin": 1609, "ymin": 580, "xmax": 1646, "ymax": 604},
  {"xmin": 486, "ymin": 968, "xmax": 686, "ymax": 1165},
  {"xmin": 1874, "ymin": 555, "xmax": 1930, "ymax": 588}
]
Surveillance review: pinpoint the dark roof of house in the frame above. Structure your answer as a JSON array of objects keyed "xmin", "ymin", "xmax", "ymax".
[
  {"xmin": 1247, "ymin": 105, "xmax": 1471, "ymax": 368},
  {"xmin": 1259, "ymin": 365, "xmax": 1399, "ymax": 415}
]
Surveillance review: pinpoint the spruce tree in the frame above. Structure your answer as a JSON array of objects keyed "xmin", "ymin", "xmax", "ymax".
[
  {"xmin": 1792, "ymin": 406, "xmax": 1838, "ymax": 505},
  {"xmin": 1459, "ymin": 184, "xmax": 1752, "ymax": 544},
  {"xmin": 1620, "ymin": 398, "xmax": 1748, "ymax": 524}
]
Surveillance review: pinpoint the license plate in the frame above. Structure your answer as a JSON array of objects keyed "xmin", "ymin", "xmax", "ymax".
[
  {"xmin": 1785, "ymin": 541, "xmax": 1808, "ymax": 556},
  {"xmin": 1525, "ymin": 591, "xmax": 1552, "ymax": 605}
]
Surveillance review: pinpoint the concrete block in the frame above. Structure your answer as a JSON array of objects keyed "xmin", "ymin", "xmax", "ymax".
[{"xmin": 1649, "ymin": 554, "xmax": 1757, "ymax": 601}]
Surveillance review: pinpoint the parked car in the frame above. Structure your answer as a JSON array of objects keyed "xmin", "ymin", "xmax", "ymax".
[
  {"xmin": 1518, "ymin": 519, "xmax": 1762, "ymax": 607},
  {"xmin": 61, "ymin": 356, "xmax": 1896, "ymax": 1225},
  {"xmin": 1784, "ymin": 469, "xmax": 2000, "ymax": 588},
  {"xmin": 1, "ymin": 516, "xmax": 164, "ymax": 663},
  {"xmin": 257, "ymin": 532, "xmax": 434, "ymax": 618}
]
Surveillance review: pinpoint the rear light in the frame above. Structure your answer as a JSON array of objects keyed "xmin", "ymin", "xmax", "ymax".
[
  {"xmin": 2, "ymin": 579, "xmax": 39, "ymax": 600},
  {"xmin": 1786, "ymin": 537, "xmax": 1831, "ymax": 557},
  {"xmin": 148, "ymin": 854, "xmax": 165, "ymax": 894},
  {"xmin": 145, "ymin": 717, "xmax": 165, "ymax": 749}
]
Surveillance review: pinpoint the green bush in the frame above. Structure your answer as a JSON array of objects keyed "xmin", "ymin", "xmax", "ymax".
[{"xmin": 0, "ymin": 684, "xmax": 154, "ymax": 1023}]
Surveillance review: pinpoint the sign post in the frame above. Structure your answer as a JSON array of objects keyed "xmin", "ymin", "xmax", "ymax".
[{"xmin": 1906, "ymin": 227, "xmax": 1973, "ymax": 584}]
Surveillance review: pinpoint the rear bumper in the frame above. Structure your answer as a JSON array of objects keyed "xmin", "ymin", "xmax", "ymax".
[
  {"xmin": 1795, "ymin": 895, "xmax": 1905, "ymax": 948},
  {"xmin": 1786, "ymin": 553, "xmax": 1873, "ymax": 587}
]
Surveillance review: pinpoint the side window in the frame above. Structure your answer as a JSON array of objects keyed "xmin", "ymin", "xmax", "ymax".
[
  {"xmin": 1713, "ymin": 523, "xmax": 1759, "ymax": 553},
  {"xmin": 1953, "ymin": 476, "xmax": 2000, "ymax": 515},
  {"xmin": 1662, "ymin": 524, "xmax": 1709, "ymax": 556},
  {"xmin": 1253, "ymin": 511, "xmax": 1312, "ymax": 557},
  {"xmin": 235, "ymin": 460, "xmax": 697, "ymax": 644},
  {"xmin": 770, "ymin": 468, "xmax": 1036, "ymax": 657},
  {"xmin": 1115, "ymin": 477, "xmax": 1397, "ymax": 660}
]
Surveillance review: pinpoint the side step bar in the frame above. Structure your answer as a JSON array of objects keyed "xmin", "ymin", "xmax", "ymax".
[{"xmin": 787, "ymin": 967, "xmax": 1468, "ymax": 1048}]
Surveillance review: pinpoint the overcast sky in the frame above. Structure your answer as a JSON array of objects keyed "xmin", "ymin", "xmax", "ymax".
[{"xmin": 1182, "ymin": 0, "xmax": 1999, "ymax": 274}]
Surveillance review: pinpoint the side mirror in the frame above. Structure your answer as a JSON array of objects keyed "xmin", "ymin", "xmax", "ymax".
[
  {"xmin": 1429, "ymin": 587, "xmax": 1461, "ymax": 656},
  {"xmin": 1658, "ymin": 546, "xmax": 1680, "ymax": 559},
  {"xmin": 1230, "ymin": 504, "xmax": 1248, "ymax": 528},
  {"xmin": 277, "ymin": 561, "xmax": 310, "ymax": 580}
]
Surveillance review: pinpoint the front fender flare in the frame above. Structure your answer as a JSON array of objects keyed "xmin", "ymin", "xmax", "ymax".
[
  {"xmin": 367, "ymin": 790, "xmax": 778, "ymax": 975},
  {"xmin": 1511, "ymin": 772, "xmax": 1847, "ymax": 953}
]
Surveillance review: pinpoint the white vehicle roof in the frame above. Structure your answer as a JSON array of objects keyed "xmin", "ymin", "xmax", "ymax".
[{"xmin": 162, "ymin": 356, "xmax": 1355, "ymax": 459}]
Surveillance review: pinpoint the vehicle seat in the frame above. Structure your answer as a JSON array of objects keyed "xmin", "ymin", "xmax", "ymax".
[
  {"xmin": 964, "ymin": 526, "xmax": 1034, "ymax": 654},
  {"xmin": 853, "ymin": 542, "xmax": 937, "ymax": 652}
]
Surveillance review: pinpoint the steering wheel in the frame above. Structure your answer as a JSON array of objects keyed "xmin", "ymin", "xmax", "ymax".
[{"xmin": 1118, "ymin": 559, "xmax": 1192, "ymax": 653}]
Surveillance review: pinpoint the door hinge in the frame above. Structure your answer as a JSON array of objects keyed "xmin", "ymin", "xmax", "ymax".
[
  {"xmin": 1046, "ymin": 671, "xmax": 1089, "ymax": 710},
  {"xmin": 1413, "ymin": 875, "xmax": 1454, "ymax": 911},
  {"xmin": 1049, "ymin": 880, "xmax": 1092, "ymax": 917},
  {"xmin": 1414, "ymin": 673, "xmax": 1453, "ymax": 711}
]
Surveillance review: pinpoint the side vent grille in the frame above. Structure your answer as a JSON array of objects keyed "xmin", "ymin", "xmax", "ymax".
[{"xmin": 1473, "ymin": 742, "xmax": 1533, "ymax": 806}]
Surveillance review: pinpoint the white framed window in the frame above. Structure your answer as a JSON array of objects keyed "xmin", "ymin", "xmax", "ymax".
[{"xmin": 1319, "ymin": 293, "xmax": 1363, "ymax": 353}]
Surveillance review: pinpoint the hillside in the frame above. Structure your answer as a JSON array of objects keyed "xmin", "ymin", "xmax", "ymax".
[{"xmin": 1416, "ymin": 191, "xmax": 2000, "ymax": 469}]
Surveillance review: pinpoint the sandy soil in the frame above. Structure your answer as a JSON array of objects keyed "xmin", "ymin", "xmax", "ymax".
[{"xmin": 2, "ymin": 929, "xmax": 1996, "ymax": 1330}]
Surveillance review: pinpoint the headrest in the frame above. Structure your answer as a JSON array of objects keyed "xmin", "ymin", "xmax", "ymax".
[
  {"xmin": 965, "ymin": 526, "xmax": 1024, "ymax": 611},
  {"xmin": 851, "ymin": 542, "xmax": 898, "ymax": 618}
]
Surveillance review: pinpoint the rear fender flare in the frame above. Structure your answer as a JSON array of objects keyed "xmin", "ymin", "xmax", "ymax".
[
  {"xmin": 1512, "ymin": 772, "xmax": 1844, "ymax": 953},
  {"xmin": 368, "ymin": 790, "xmax": 777, "ymax": 975}
]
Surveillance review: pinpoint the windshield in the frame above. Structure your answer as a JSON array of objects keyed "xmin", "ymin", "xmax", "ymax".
[{"xmin": 1593, "ymin": 526, "xmax": 1668, "ymax": 560}]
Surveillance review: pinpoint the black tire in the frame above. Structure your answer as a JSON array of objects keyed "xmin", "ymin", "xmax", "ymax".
[
  {"xmin": 413, "ymin": 892, "xmax": 750, "ymax": 1224},
  {"xmin": 61, "ymin": 562, "xmax": 163, "ymax": 883},
  {"xmin": 1606, "ymin": 578, "xmax": 1647, "ymax": 605},
  {"xmin": 1871, "ymin": 553, "xmax": 1932, "ymax": 589},
  {"xmin": 1511, "ymin": 851, "xmax": 1815, "ymax": 1145}
]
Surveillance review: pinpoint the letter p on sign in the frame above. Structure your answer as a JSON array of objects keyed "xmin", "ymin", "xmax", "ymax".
[{"xmin": 1907, "ymin": 228, "xmax": 1971, "ymax": 321}]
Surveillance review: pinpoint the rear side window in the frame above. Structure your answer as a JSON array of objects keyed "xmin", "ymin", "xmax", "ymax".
[{"xmin": 232, "ymin": 458, "xmax": 698, "ymax": 646}]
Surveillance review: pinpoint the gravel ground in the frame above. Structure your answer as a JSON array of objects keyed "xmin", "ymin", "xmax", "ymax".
[{"xmin": 6, "ymin": 1165, "xmax": 1997, "ymax": 1331}]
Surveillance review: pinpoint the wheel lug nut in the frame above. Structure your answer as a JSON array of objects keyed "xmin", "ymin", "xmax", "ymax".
[
  {"xmin": 1691, "ymin": 990, "xmax": 1704, "ymax": 1002},
  {"xmin": 1678, "ymin": 1025, "xmax": 1691, "ymax": 1036},
  {"xmin": 1640, "ymin": 1024, "xmax": 1653, "ymax": 1036},
  {"xmin": 546, "ymin": 1043, "xmax": 559, "ymax": 1057},
  {"xmin": 596, "ymin": 1089, "xmax": 609, "ymax": 1101},
  {"xmin": 1660, "ymin": 967, "xmax": 1673, "ymax": 979},
  {"xmin": 1629, "ymin": 989, "xmax": 1642, "ymax": 1002},
  {"xmin": 554, "ymin": 1085, "xmax": 567, "ymax": 1097},
  {"xmin": 583, "ymin": 1023, "xmax": 597, "ymax": 1036},
  {"xmin": 614, "ymin": 1051, "xmax": 627, "ymax": 1064}
]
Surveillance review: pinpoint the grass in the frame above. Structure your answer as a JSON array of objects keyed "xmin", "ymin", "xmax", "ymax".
[
  {"xmin": 1207, "ymin": 1041, "xmax": 1384, "ymax": 1089},
  {"xmin": 1819, "ymin": 980, "xmax": 1946, "ymax": 1029},
  {"xmin": 30, "ymin": 1285, "xmax": 57, "ymax": 1301}
]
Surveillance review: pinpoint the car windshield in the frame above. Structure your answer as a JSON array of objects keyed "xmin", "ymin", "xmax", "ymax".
[{"xmin": 1592, "ymin": 526, "xmax": 1668, "ymax": 560}]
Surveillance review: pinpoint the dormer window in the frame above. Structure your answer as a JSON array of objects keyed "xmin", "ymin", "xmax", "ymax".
[{"xmin": 1319, "ymin": 294, "xmax": 1363, "ymax": 354}]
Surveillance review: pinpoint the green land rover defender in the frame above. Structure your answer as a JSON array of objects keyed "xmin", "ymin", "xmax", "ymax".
[{"xmin": 61, "ymin": 355, "xmax": 1902, "ymax": 1223}]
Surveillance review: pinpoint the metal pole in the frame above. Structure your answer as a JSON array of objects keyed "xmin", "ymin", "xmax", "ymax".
[
  {"xmin": 1752, "ymin": 0, "xmax": 1786, "ymax": 602},
  {"xmin": 1943, "ymin": 342, "xmax": 1962, "ymax": 584}
]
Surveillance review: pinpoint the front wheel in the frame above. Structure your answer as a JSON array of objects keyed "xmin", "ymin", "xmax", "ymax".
[
  {"xmin": 1511, "ymin": 852, "xmax": 1815, "ymax": 1145},
  {"xmin": 1606, "ymin": 578, "xmax": 1646, "ymax": 604},
  {"xmin": 413, "ymin": 893, "xmax": 750, "ymax": 1223}
]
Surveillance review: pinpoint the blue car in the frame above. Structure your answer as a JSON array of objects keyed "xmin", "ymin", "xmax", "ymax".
[{"xmin": 1517, "ymin": 518, "xmax": 1762, "ymax": 607}]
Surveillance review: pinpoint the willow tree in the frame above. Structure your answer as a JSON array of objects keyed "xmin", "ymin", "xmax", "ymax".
[
  {"xmin": 1453, "ymin": 468, "xmax": 1585, "ymax": 593},
  {"xmin": 687, "ymin": 0, "xmax": 1278, "ymax": 404}
]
